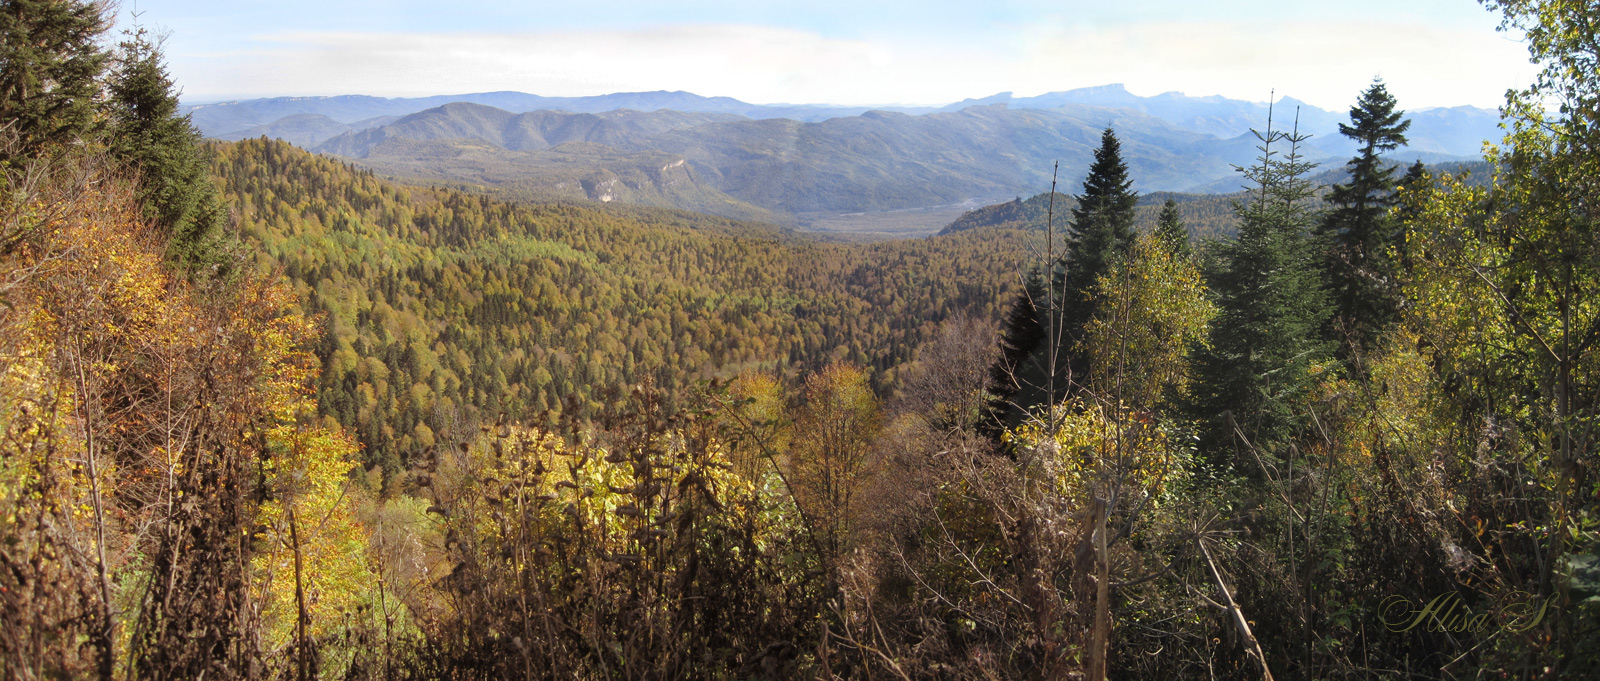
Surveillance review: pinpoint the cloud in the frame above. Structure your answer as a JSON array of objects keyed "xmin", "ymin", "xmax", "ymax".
[{"xmin": 170, "ymin": 20, "xmax": 1531, "ymax": 109}]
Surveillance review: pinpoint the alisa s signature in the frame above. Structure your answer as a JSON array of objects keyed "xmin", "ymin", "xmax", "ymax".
[{"xmin": 1379, "ymin": 591, "xmax": 1557, "ymax": 634}]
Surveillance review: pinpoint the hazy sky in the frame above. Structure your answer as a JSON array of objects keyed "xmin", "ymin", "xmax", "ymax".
[{"xmin": 119, "ymin": 0, "xmax": 1535, "ymax": 110}]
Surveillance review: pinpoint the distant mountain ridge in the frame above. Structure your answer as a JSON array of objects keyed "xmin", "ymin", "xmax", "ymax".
[
  {"xmin": 185, "ymin": 90, "xmax": 931, "ymax": 143},
  {"xmin": 314, "ymin": 104, "xmax": 744, "ymax": 157},
  {"xmin": 937, "ymin": 85, "xmax": 1341, "ymax": 139},
  {"xmin": 188, "ymin": 86, "xmax": 1504, "ymax": 231},
  {"xmin": 186, "ymin": 85, "xmax": 1501, "ymax": 161},
  {"xmin": 304, "ymin": 101, "xmax": 1265, "ymax": 218}
]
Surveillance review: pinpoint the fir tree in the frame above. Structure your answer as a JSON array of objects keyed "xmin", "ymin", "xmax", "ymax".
[
  {"xmin": 1055, "ymin": 128, "xmax": 1139, "ymax": 399},
  {"xmin": 1318, "ymin": 78, "xmax": 1411, "ymax": 355},
  {"xmin": 985, "ymin": 130, "xmax": 1138, "ymax": 433},
  {"xmin": 0, "ymin": 0, "xmax": 108, "ymax": 163},
  {"xmin": 982, "ymin": 270, "xmax": 1049, "ymax": 438},
  {"xmin": 1154, "ymin": 198, "xmax": 1191, "ymax": 258},
  {"xmin": 1190, "ymin": 103, "xmax": 1332, "ymax": 458},
  {"xmin": 1400, "ymin": 159, "xmax": 1426, "ymax": 184},
  {"xmin": 104, "ymin": 24, "xmax": 229, "ymax": 272},
  {"xmin": 1060, "ymin": 127, "xmax": 1140, "ymax": 342},
  {"xmin": 1395, "ymin": 159, "xmax": 1428, "ymax": 221}
]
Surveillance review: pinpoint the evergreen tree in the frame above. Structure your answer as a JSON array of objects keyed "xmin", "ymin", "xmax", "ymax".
[
  {"xmin": 0, "ymin": 0, "xmax": 108, "ymax": 163},
  {"xmin": 1055, "ymin": 128, "xmax": 1139, "ymax": 395},
  {"xmin": 982, "ymin": 271, "xmax": 1048, "ymax": 438},
  {"xmin": 105, "ymin": 25, "xmax": 229, "ymax": 272},
  {"xmin": 1060, "ymin": 128, "xmax": 1140, "ymax": 340},
  {"xmin": 1318, "ymin": 78, "xmax": 1411, "ymax": 355},
  {"xmin": 985, "ymin": 130, "xmax": 1137, "ymax": 433},
  {"xmin": 1400, "ymin": 159, "xmax": 1426, "ymax": 185},
  {"xmin": 1190, "ymin": 104, "xmax": 1332, "ymax": 458},
  {"xmin": 1154, "ymin": 198, "xmax": 1191, "ymax": 258}
]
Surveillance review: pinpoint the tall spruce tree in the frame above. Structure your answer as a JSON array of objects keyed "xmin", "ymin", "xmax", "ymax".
[
  {"xmin": 0, "ymin": 0, "xmax": 108, "ymax": 163},
  {"xmin": 1058, "ymin": 128, "xmax": 1139, "ymax": 385},
  {"xmin": 1061, "ymin": 128, "xmax": 1140, "ymax": 329},
  {"xmin": 985, "ymin": 129, "xmax": 1138, "ymax": 434},
  {"xmin": 1190, "ymin": 104, "xmax": 1332, "ymax": 458},
  {"xmin": 104, "ymin": 25, "xmax": 229, "ymax": 272},
  {"xmin": 1318, "ymin": 78, "xmax": 1411, "ymax": 355}
]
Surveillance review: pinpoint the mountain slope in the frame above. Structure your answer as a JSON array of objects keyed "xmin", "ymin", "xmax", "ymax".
[
  {"xmin": 216, "ymin": 113, "xmax": 353, "ymax": 147},
  {"xmin": 943, "ymin": 159, "xmax": 1497, "ymax": 240},
  {"xmin": 314, "ymin": 101, "xmax": 1257, "ymax": 218},
  {"xmin": 316, "ymin": 103, "xmax": 747, "ymax": 157},
  {"xmin": 639, "ymin": 104, "xmax": 1249, "ymax": 213},
  {"xmin": 212, "ymin": 138, "xmax": 1030, "ymax": 468},
  {"xmin": 939, "ymin": 190, "xmax": 1242, "ymax": 241}
]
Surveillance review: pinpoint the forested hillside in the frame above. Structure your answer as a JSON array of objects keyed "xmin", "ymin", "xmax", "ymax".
[
  {"xmin": 940, "ymin": 159, "xmax": 1494, "ymax": 241},
  {"xmin": 939, "ymin": 190, "xmax": 1242, "ymax": 240},
  {"xmin": 214, "ymin": 138, "xmax": 1029, "ymax": 472}
]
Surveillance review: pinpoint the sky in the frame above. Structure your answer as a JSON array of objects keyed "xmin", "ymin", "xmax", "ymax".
[{"xmin": 116, "ymin": 0, "xmax": 1536, "ymax": 111}]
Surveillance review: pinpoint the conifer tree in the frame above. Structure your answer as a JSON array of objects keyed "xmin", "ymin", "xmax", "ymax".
[
  {"xmin": 1190, "ymin": 104, "xmax": 1332, "ymax": 457},
  {"xmin": 0, "ymin": 0, "xmax": 108, "ymax": 163},
  {"xmin": 1060, "ymin": 128, "xmax": 1140, "ymax": 343},
  {"xmin": 982, "ymin": 271, "xmax": 1048, "ymax": 438},
  {"xmin": 104, "ymin": 24, "xmax": 229, "ymax": 272},
  {"xmin": 1154, "ymin": 198, "xmax": 1191, "ymax": 258},
  {"xmin": 1400, "ymin": 159, "xmax": 1426, "ymax": 186},
  {"xmin": 1318, "ymin": 78, "xmax": 1411, "ymax": 355},
  {"xmin": 985, "ymin": 130, "xmax": 1138, "ymax": 433},
  {"xmin": 1053, "ymin": 128, "xmax": 1140, "ymax": 401}
]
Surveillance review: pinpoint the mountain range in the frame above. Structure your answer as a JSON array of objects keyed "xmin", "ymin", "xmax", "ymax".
[
  {"xmin": 187, "ymin": 85, "xmax": 1503, "ymax": 230},
  {"xmin": 288, "ymin": 101, "xmax": 1257, "ymax": 220},
  {"xmin": 187, "ymin": 84, "xmax": 1501, "ymax": 159},
  {"xmin": 191, "ymin": 90, "xmax": 934, "ymax": 140}
]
